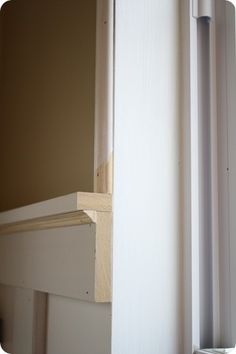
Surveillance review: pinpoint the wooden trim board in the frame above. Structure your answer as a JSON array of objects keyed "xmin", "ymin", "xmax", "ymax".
[
  {"xmin": 0, "ymin": 193, "xmax": 112, "ymax": 303},
  {"xmin": 94, "ymin": 211, "xmax": 112, "ymax": 302},
  {"xmin": 0, "ymin": 211, "xmax": 93, "ymax": 235}
]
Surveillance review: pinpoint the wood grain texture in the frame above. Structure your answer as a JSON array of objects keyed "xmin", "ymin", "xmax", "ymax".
[
  {"xmin": 77, "ymin": 192, "xmax": 112, "ymax": 212},
  {"xmin": 0, "ymin": 211, "xmax": 93, "ymax": 235},
  {"xmin": 94, "ymin": 153, "xmax": 113, "ymax": 195},
  {"xmin": 94, "ymin": 212, "xmax": 112, "ymax": 302}
]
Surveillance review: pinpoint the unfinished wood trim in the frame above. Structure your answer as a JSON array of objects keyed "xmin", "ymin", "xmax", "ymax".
[
  {"xmin": 0, "ymin": 192, "xmax": 112, "ymax": 225},
  {"xmin": 82, "ymin": 210, "xmax": 112, "ymax": 302},
  {"xmin": 95, "ymin": 153, "xmax": 113, "ymax": 195},
  {"xmin": 94, "ymin": 0, "xmax": 114, "ymax": 193},
  {"xmin": 0, "ymin": 211, "xmax": 94, "ymax": 236},
  {"xmin": 76, "ymin": 192, "xmax": 112, "ymax": 212},
  {"xmin": 94, "ymin": 212, "xmax": 112, "ymax": 302}
]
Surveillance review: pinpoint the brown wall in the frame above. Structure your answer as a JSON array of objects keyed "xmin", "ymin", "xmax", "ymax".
[{"xmin": 0, "ymin": 0, "xmax": 96, "ymax": 212}]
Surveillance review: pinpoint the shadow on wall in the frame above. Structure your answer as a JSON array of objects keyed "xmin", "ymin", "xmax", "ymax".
[{"xmin": 0, "ymin": 0, "xmax": 97, "ymax": 212}]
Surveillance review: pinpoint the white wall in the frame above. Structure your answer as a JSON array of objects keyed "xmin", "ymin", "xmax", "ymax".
[
  {"xmin": 112, "ymin": 1, "xmax": 183, "ymax": 354},
  {"xmin": 47, "ymin": 296, "xmax": 111, "ymax": 354}
]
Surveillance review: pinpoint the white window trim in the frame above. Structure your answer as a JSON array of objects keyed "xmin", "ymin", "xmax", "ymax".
[{"xmin": 183, "ymin": 0, "xmax": 236, "ymax": 352}]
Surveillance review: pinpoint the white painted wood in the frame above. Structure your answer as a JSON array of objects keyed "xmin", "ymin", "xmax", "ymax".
[
  {"xmin": 47, "ymin": 295, "xmax": 111, "ymax": 354},
  {"xmin": 193, "ymin": 0, "xmax": 214, "ymax": 19},
  {"xmin": 112, "ymin": 1, "xmax": 183, "ymax": 354},
  {"xmin": 182, "ymin": 0, "xmax": 236, "ymax": 350},
  {"xmin": 0, "ymin": 192, "xmax": 111, "ymax": 225},
  {"xmin": 94, "ymin": 0, "xmax": 114, "ymax": 193},
  {"xmin": 0, "ymin": 225, "xmax": 97, "ymax": 302},
  {"xmin": 181, "ymin": 0, "xmax": 201, "ymax": 351},
  {"xmin": 13, "ymin": 288, "xmax": 34, "ymax": 354},
  {"xmin": 209, "ymin": 8, "xmax": 220, "ymax": 347},
  {"xmin": 2, "ymin": 287, "xmax": 47, "ymax": 354},
  {"xmin": 0, "ymin": 206, "xmax": 112, "ymax": 302},
  {"xmin": 12, "ymin": 288, "xmax": 47, "ymax": 354},
  {"xmin": 209, "ymin": 0, "xmax": 236, "ymax": 347},
  {"xmin": 190, "ymin": 8, "xmax": 201, "ymax": 353},
  {"xmin": 198, "ymin": 18, "xmax": 214, "ymax": 348},
  {"xmin": 226, "ymin": 0, "xmax": 236, "ymax": 346},
  {"xmin": 0, "ymin": 194, "xmax": 78, "ymax": 224},
  {"xmin": 182, "ymin": 0, "xmax": 236, "ymax": 349}
]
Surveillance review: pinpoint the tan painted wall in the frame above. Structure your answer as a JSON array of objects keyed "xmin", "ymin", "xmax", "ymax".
[{"xmin": 0, "ymin": 0, "xmax": 96, "ymax": 212}]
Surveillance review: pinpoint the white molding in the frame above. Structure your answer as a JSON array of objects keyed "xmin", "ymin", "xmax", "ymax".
[
  {"xmin": 182, "ymin": 0, "xmax": 201, "ymax": 352},
  {"xmin": 183, "ymin": 0, "xmax": 236, "ymax": 350},
  {"xmin": 193, "ymin": 0, "xmax": 214, "ymax": 19},
  {"xmin": 0, "ymin": 192, "xmax": 112, "ymax": 225},
  {"xmin": 225, "ymin": 0, "xmax": 236, "ymax": 345},
  {"xmin": 94, "ymin": 0, "xmax": 114, "ymax": 193}
]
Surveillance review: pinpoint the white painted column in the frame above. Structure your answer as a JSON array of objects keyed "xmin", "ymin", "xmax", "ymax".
[{"xmin": 112, "ymin": 1, "xmax": 183, "ymax": 354}]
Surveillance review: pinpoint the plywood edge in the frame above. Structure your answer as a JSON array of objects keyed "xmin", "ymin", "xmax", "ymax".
[
  {"xmin": 94, "ymin": 212, "xmax": 112, "ymax": 302},
  {"xmin": 0, "ymin": 192, "xmax": 112, "ymax": 225}
]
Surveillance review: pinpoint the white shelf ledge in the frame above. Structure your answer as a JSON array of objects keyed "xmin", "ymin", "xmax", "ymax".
[
  {"xmin": 0, "ymin": 192, "xmax": 112, "ymax": 224},
  {"xmin": 0, "ymin": 192, "xmax": 112, "ymax": 303}
]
